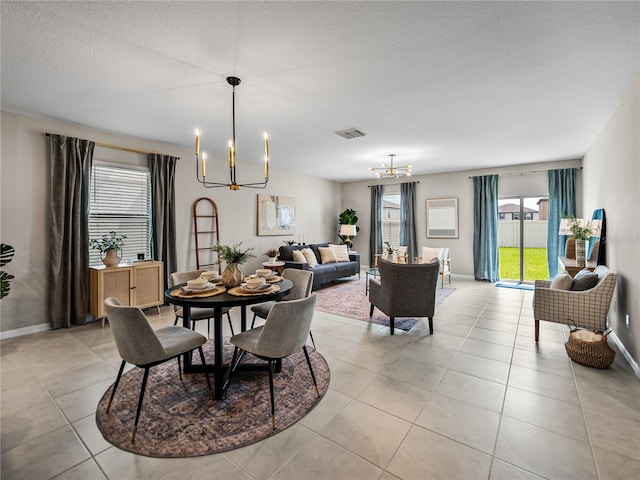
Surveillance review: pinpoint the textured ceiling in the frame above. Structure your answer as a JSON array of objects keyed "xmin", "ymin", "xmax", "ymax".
[{"xmin": 2, "ymin": 1, "xmax": 638, "ymax": 182}]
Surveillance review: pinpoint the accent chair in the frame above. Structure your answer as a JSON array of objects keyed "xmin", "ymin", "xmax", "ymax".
[{"xmin": 369, "ymin": 258, "xmax": 440, "ymax": 335}]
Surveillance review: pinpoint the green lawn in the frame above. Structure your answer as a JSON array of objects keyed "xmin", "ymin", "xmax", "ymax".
[{"xmin": 499, "ymin": 247, "xmax": 549, "ymax": 282}]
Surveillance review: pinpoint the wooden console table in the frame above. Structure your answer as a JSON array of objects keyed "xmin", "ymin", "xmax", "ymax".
[{"xmin": 558, "ymin": 257, "xmax": 597, "ymax": 278}]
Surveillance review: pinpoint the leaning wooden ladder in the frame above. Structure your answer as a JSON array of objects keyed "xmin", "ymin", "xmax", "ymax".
[{"xmin": 193, "ymin": 197, "xmax": 221, "ymax": 272}]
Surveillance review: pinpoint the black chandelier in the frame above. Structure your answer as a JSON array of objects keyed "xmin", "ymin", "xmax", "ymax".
[{"xmin": 195, "ymin": 76, "xmax": 269, "ymax": 190}]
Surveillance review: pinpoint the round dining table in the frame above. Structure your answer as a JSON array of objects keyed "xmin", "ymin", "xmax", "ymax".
[{"xmin": 165, "ymin": 278, "xmax": 293, "ymax": 399}]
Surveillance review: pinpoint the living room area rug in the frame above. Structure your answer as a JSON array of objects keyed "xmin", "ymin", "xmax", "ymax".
[
  {"xmin": 315, "ymin": 276, "xmax": 455, "ymax": 331},
  {"xmin": 96, "ymin": 340, "xmax": 330, "ymax": 458}
]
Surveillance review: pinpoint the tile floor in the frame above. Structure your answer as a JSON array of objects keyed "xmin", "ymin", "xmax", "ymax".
[{"xmin": 1, "ymin": 278, "xmax": 639, "ymax": 479}]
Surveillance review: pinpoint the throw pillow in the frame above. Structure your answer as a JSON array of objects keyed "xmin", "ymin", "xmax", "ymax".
[
  {"xmin": 301, "ymin": 248, "xmax": 318, "ymax": 268},
  {"xmin": 550, "ymin": 273, "xmax": 573, "ymax": 290},
  {"xmin": 319, "ymin": 247, "xmax": 338, "ymax": 264},
  {"xmin": 571, "ymin": 269, "xmax": 599, "ymax": 291},
  {"xmin": 292, "ymin": 249, "xmax": 307, "ymax": 263},
  {"xmin": 329, "ymin": 244, "xmax": 350, "ymax": 262},
  {"xmin": 421, "ymin": 246, "xmax": 441, "ymax": 264}
]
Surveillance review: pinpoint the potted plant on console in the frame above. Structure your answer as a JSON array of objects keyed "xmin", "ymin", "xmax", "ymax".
[
  {"xmin": 214, "ymin": 242, "xmax": 255, "ymax": 287},
  {"xmin": 89, "ymin": 231, "xmax": 126, "ymax": 267},
  {"xmin": 568, "ymin": 218, "xmax": 596, "ymax": 267}
]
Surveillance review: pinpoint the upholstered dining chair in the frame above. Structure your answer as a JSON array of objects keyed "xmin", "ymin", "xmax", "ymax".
[
  {"xmin": 250, "ymin": 269, "xmax": 316, "ymax": 348},
  {"xmin": 369, "ymin": 258, "xmax": 440, "ymax": 335},
  {"xmin": 170, "ymin": 270, "xmax": 234, "ymax": 337},
  {"xmin": 227, "ymin": 293, "xmax": 319, "ymax": 429},
  {"xmin": 414, "ymin": 246, "xmax": 451, "ymax": 288},
  {"xmin": 104, "ymin": 297, "xmax": 213, "ymax": 443}
]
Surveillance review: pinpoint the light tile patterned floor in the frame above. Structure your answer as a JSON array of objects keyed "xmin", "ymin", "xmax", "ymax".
[{"xmin": 2, "ymin": 278, "xmax": 639, "ymax": 480}]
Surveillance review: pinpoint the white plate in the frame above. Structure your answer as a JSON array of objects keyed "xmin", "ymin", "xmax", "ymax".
[
  {"xmin": 181, "ymin": 282, "xmax": 216, "ymax": 293},
  {"xmin": 241, "ymin": 283, "xmax": 271, "ymax": 291}
]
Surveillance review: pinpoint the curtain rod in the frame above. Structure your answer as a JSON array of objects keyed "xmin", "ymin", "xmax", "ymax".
[
  {"xmin": 367, "ymin": 180, "xmax": 420, "ymax": 187},
  {"xmin": 468, "ymin": 166, "xmax": 582, "ymax": 179},
  {"xmin": 45, "ymin": 133, "xmax": 176, "ymax": 157}
]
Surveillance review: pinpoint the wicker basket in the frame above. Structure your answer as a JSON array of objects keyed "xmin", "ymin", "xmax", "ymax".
[{"xmin": 565, "ymin": 328, "xmax": 615, "ymax": 369}]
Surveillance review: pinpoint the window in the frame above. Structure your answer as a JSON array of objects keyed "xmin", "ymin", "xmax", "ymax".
[
  {"xmin": 89, "ymin": 162, "xmax": 151, "ymax": 265},
  {"xmin": 382, "ymin": 192, "xmax": 401, "ymax": 246}
]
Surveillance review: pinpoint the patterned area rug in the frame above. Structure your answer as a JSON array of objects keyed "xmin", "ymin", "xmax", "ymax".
[
  {"xmin": 96, "ymin": 340, "xmax": 329, "ymax": 458},
  {"xmin": 315, "ymin": 276, "xmax": 455, "ymax": 331}
]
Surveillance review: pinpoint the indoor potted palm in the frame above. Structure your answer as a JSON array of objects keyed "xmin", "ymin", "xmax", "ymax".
[
  {"xmin": 89, "ymin": 231, "xmax": 126, "ymax": 267},
  {"xmin": 214, "ymin": 242, "xmax": 255, "ymax": 286}
]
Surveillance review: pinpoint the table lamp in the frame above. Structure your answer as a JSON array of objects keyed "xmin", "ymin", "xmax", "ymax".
[{"xmin": 339, "ymin": 224, "xmax": 357, "ymax": 250}]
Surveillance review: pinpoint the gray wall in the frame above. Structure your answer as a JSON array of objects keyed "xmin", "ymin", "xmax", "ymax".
[
  {"xmin": 0, "ymin": 111, "xmax": 341, "ymax": 335},
  {"xmin": 582, "ymin": 74, "xmax": 639, "ymax": 362},
  {"xmin": 341, "ymin": 160, "xmax": 582, "ymax": 275}
]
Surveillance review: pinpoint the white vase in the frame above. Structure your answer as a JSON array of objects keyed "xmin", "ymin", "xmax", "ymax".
[
  {"xmin": 575, "ymin": 239, "xmax": 587, "ymax": 267},
  {"xmin": 222, "ymin": 263, "xmax": 244, "ymax": 287},
  {"xmin": 268, "ymin": 256, "xmax": 277, "ymax": 264},
  {"xmin": 101, "ymin": 249, "xmax": 121, "ymax": 267}
]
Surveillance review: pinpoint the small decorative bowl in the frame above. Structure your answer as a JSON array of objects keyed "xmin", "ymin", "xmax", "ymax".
[
  {"xmin": 256, "ymin": 269, "xmax": 272, "ymax": 278},
  {"xmin": 187, "ymin": 278, "xmax": 208, "ymax": 290},
  {"xmin": 245, "ymin": 277, "xmax": 265, "ymax": 290}
]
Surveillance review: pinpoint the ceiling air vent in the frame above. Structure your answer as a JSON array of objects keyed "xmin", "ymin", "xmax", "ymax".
[{"xmin": 335, "ymin": 128, "xmax": 366, "ymax": 140}]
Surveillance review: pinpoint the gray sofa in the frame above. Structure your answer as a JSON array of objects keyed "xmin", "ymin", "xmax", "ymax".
[{"xmin": 278, "ymin": 243, "xmax": 360, "ymax": 290}]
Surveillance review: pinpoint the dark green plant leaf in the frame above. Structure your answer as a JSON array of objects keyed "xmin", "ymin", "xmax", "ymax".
[
  {"xmin": 0, "ymin": 271, "xmax": 14, "ymax": 300},
  {"xmin": 0, "ymin": 243, "xmax": 15, "ymax": 268}
]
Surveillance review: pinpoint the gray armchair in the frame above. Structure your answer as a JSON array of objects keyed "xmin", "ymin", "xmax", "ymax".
[
  {"xmin": 533, "ymin": 265, "xmax": 617, "ymax": 342},
  {"xmin": 369, "ymin": 258, "xmax": 440, "ymax": 335}
]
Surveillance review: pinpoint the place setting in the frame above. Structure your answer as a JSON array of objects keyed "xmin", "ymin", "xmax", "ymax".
[
  {"xmin": 170, "ymin": 271, "xmax": 226, "ymax": 298},
  {"xmin": 228, "ymin": 269, "xmax": 281, "ymax": 296}
]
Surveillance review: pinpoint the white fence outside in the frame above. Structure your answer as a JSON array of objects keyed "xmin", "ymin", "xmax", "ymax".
[{"xmin": 499, "ymin": 220, "xmax": 548, "ymax": 248}]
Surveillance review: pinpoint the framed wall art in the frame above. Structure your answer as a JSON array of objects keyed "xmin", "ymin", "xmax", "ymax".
[
  {"xmin": 426, "ymin": 197, "xmax": 458, "ymax": 238},
  {"xmin": 257, "ymin": 194, "xmax": 296, "ymax": 236}
]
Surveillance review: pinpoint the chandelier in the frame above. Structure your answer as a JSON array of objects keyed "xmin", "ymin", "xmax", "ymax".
[
  {"xmin": 368, "ymin": 154, "xmax": 411, "ymax": 178},
  {"xmin": 195, "ymin": 76, "xmax": 269, "ymax": 190}
]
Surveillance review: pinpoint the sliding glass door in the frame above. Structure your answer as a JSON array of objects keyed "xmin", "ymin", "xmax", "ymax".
[{"xmin": 498, "ymin": 196, "xmax": 548, "ymax": 283}]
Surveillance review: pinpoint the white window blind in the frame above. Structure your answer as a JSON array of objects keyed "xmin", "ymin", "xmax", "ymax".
[
  {"xmin": 382, "ymin": 193, "xmax": 401, "ymax": 247},
  {"xmin": 89, "ymin": 163, "xmax": 151, "ymax": 265}
]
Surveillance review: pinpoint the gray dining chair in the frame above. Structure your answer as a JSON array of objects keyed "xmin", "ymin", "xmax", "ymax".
[
  {"xmin": 170, "ymin": 270, "xmax": 234, "ymax": 337},
  {"xmin": 250, "ymin": 269, "xmax": 316, "ymax": 348},
  {"xmin": 104, "ymin": 297, "xmax": 213, "ymax": 443},
  {"xmin": 227, "ymin": 293, "xmax": 319, "ymax": 430}
]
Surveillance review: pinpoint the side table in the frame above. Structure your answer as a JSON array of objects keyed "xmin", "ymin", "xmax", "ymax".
[
  {"xmin": 263, "ymin": 260, "xmax": 285, "ymax": 275},
  {"xmin": 364, "ymin": 267, "xmax": 380, "ymax": 295}
]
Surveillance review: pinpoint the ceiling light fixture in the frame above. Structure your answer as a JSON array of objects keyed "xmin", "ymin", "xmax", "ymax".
[
  {"xmin": 194, "ymin": 76, "xmax": 269, "ymax": 190},
  {"xmin": 368, "ymin": 154, "xmax": 411, "ymax": 178}
]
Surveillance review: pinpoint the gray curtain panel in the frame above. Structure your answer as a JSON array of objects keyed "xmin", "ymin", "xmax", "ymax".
[
  {"xmin": 369, "ymin": 185, "xmax": 383, "ymax": 266},
  {"xmin": 473, "ymin": 175, "xmax": 499, "ymax": 282},
  {"xmin": 400, "ymin": 181, "xmax": 418, "ymax": 262},
  {"xmin": 48, "ymin": 134, "xmax": 94, "ymax": 328},
  {"xmin": 547, "ymin": 168, "xmax": 576, "ymax": 277},
  {"xmin": 148, "ymin": 154, "xmax": 178, "ymax": 293}
]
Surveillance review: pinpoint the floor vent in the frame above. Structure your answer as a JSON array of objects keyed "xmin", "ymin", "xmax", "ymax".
[{"xmin": 335, "ymin": 128, "xmax": 366, "ymax": 139}]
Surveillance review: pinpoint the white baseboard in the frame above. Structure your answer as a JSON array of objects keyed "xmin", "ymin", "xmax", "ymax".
[
  {"xmin": 0, "ymin": 323, "xmax": 51, "ymax": 340},
  {"xmin": 610, "ymin": 331, "xmax": 640, "ymax": 380}
]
